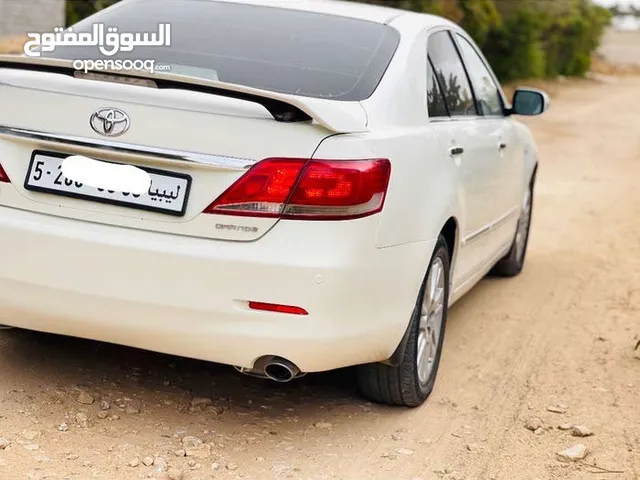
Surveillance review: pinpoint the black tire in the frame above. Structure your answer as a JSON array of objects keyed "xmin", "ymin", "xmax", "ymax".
[
  {"xmin": 491, "ymin": 180, "xmax": 534, "ymax": 278},
  {"xmin": 356, "ymin": 235, "xmax": 451, "ymax": 407}
]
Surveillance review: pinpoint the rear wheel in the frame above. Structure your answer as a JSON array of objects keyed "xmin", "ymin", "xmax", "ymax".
[
  {"xmin": 357, "ymin": 236, "xmax": 450, "ymax": 407},
  {"xmin": 491, "ymin": 181, "xmax": 534, "ymax": 277}
]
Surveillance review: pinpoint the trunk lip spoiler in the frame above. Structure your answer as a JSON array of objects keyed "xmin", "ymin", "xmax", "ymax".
[
  {"xmin": 0, "ymin": 125, "xmax": 257, "ymax": 170},
  {"xmin": 0, "ymin": 54, "xmax": 369, "ymax": 134}
]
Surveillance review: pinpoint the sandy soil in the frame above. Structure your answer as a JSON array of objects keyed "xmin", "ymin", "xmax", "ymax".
[
  {"xmin": 1, "ymin": 56, "xmax": 640, "ymax": 480},
  {"xmin": 599, "ymin": 30, "xmax": 640, "ymax": 66}
]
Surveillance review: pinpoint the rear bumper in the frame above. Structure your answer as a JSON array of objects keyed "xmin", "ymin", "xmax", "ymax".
[{"xmin": 0, "ymin": 206, "xmax": 434, "ymax": 372}]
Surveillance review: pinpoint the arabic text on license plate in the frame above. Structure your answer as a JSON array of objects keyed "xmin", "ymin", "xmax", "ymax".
[{"xmin": 24, "ymin": 151, "xmax": 191, "ymax": 216}]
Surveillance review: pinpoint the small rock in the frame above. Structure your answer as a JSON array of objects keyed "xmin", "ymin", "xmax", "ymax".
[
  {"xmin": 76, "ymin": 391, "xmax": 95, "ymax": 405},
  {"xmin": 83, "ymin": 460, "xmax": 93, "ymax": 467},
  {"xmin": 186, "ymin": 444, "xmax": 211, "ymax": 459},
  {"xmin": 534, "ymin": 427, "xmax": 544, "ymax": 435},
  {"xmin": 153, "ymin": 456, "xmax": 167, "ymax": 473},
  {"xmin": 24, "ymin": 444, "xmax": 40, "ymax": 451},
  {"xmin": 391, "ymin": 433, "xmax": 403, "ymax": 441},
  {"xmin": 128, "ymin": 458, "xmax": 140, "ymax": 467},
  {"xmin": 97, "ymin": 411, "xmax": 109, "ymax": 420},
  {"xmin": 142, "ymin": 456, "xmax": 154, "ymax": 467},
  {"xmin": 167, "ymin": 468, "xmax": 184, "ymax": 480},
  {"xmin": 182, "ymin": 436, "xmax": 210, "ymax": 458},
  {"xmin": 314, "ymin": 422, "xmax": 333, "ymax": 429},
  {"xmin": 57, "ymin": 423, "xmax": 69, "ymax": 432},
  {"xmin": 466, "ymin": 443, "xmax": 479, "ymax": 452},
  {"xmin": 75, "ymin": 412, "xmax": 89, "ymax": 428},
  {"xmin": 547, "ymin": 404, "xmax": 568, "ymax": 414},
  {"xmin": 173, "ymin": 449, "xmax": 186, "ymax": 457},
  {"xmin": 99, "ymin": 400, "xmax": 110, "ymax": 411},
  {"xmin": 396, "ymin": 448, "xmax": 414, "ymax": 456},
  {"xmin": 66, "ymin": 454, "xmax": 79, "ymax": 460},
  {"xmin": 525, "ymin": 417, "xmax": 543, "ymax": 431},
  {"xmin": 556, "ymin": 444, "xmax": 588, "ymax": 463},
  {"xmin": 189, "ymin": 397, "xmax": 212, "ymax": 412},
  {"xmin": 182, "ymin": 436, "xmax": 203, "ymax": 449},
  {"xmin": 125, "ymin": 405, "xmax": 140, "ymax": 415},
  {"xmin": 0, "ymin": 438, "xmax": 10, "ymax": 450},
  {"xmin": 571, "ymin": 425, "xmax": 593, "ymax": 437},
  {"xmin": 226, "ymin": 462, "xmax": 238, "ymax": 471},
  {"xmin": 558, "ymin": 423, "xmax": 573, "ymax": 431}
]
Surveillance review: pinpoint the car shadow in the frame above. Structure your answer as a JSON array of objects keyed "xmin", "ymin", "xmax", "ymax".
[{"xmin": 0, "ymin": 327, "xmax": 377, "ymax": 416}]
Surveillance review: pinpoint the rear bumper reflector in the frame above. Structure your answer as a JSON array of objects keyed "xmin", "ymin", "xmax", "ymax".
[{"xmin": 248, "ymin": 301, "xmax": 308, "ymax": 316}]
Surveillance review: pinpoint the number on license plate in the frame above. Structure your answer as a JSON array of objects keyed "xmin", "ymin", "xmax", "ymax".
[{"xmin": 24, "ymin": 151, "xmax": 191, "ymax": 216}]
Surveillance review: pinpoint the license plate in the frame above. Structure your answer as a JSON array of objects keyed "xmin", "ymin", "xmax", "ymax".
[{"xmin": 24, "ymin": 151, "xmax": 191, "ymax": 217}]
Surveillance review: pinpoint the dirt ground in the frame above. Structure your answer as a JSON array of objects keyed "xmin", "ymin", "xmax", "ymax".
[
  {"xmin": 599, "ymin": 30, "xmax": 640, "ymax": 66},
  {"xmin": 1, "ymin": 43, "xmax": 640, "ymax": 480}
]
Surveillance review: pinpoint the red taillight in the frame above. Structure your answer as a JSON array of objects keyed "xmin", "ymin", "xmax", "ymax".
[
  {"xmin": 0, "ymin": 164, "xmax": 9, "ymax": 183},
  {"xmin": 205, "ymin": 158, "xmax": 391, "ymax": 220},
  {"xmin": 248, "ymin": 301, "xmax": 308, "ymax": 316}
]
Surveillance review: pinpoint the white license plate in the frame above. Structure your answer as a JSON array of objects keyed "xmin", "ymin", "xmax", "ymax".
[{"xmin": 24, "ymin": 151, "xmax": 191, "ymax": 216}]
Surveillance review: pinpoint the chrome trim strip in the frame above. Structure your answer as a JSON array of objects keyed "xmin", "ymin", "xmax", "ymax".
[
  {"xmin": 0, "ymin": 125, "xmax": 257, "ymax": 170},
  {"xmin": 464, "ymin": 224, "xmax": 491, "ymax": 244},
  {"xmin": 463, "ymin": 206, "xmax": 520, "ymax": 245}
]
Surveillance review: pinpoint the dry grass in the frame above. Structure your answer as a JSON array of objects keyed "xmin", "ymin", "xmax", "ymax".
[{"xmin": 0, "ymin": 36, "xmax": 27, "ymax": 55}]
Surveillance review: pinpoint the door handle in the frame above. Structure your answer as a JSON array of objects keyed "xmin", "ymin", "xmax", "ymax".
[
  {"xmin": 499, "ymin": 142, "xmax": 508, "ymax": 150},
  {"xmin": 450, "ymin": 146, "xmax": 464, "ymax": 156}
]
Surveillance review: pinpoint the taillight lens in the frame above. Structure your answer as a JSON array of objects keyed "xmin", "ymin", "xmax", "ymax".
[
  {"xmin": 0, "ymin": 164, "xmax": 9, "ymax": 183},
  {"xmin": 205, "ymin": 158, "xmax": 391, "ymax": 220}
]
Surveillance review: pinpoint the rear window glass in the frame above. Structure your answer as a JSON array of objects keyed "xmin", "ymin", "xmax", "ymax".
[{"xmin": 42, "ymin": 0, "xmax": 401, "ymax": 101}]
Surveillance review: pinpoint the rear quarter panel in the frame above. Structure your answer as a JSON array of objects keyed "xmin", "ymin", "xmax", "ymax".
[{"xmin": 352, "ymin": 17, "xmax": 461, "ymax": 250}]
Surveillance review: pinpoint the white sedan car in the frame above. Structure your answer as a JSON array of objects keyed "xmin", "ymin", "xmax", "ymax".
[{"xmin": 0, "ymin": 0, "xmax": 548, "ymax": 406}]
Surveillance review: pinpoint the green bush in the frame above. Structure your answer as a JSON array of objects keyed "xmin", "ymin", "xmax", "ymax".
[
  {"xmin": 483, "ymin": 6, "xmax": 547, "ymax": 82},
  {"xmin": 351, "ymin": 0, "xmax": 611, "ymax": 83},
  {"xmin": 66, "ymin": 0, "xmax": 120, "ymax": 26}
]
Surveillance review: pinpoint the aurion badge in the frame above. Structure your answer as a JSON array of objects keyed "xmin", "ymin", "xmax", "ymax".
[{"xmin": 90, "ymin": 107, "xmax": 131, "ymax": 137}]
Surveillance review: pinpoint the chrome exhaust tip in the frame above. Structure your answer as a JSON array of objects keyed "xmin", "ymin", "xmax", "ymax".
[
  {"xmin": 264, "ymin": 359, "xmax": 299, "ymax": 383},
  {"xmin": 234, "ymin": 356, "xmax": 303, "ymax": 383}
]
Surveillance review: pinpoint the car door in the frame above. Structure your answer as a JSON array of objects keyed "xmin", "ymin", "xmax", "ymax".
[
  {"xmin": 452, "ymin": 32, "xmax": 523, "ymax": 254},
  {"xmin": 426, "ymin": 30, "xmax": 500, "ymax": 287}
]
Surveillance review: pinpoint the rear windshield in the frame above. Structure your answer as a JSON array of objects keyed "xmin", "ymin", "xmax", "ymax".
[{"xmin": 42, "ymin": 0, "xmax": 401, "ymax": 101}]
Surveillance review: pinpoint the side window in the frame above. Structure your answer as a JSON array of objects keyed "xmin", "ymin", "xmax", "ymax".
[
  {"xmin": 427, "ymin": 56, "xmax": 449, "ymax": 118},
  {"xmin": 455, "ymin": 34, "xmax": 503, "ymax": 116},
  {"xmin": 427, "ymin": 31, "xmax": 476, "ymax": 117}
]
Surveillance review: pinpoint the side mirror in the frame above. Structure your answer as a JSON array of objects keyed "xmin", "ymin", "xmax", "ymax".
[{"xmin": 510, "ymin": 88, "xmax": 549, "ymax": 116}]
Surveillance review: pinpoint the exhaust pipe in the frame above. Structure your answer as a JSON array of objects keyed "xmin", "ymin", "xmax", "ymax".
[
  {"xmin": 234, "ymin": 355, "xmax": 303, "ymax": 383},
  {"xmin": 263, "ymin": 358, "xmax": 300, "ymax": 383}
]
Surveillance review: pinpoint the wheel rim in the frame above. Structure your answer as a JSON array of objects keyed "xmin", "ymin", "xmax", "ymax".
[
  {"xmin": 515, "ymin": 189, "xmax": 532, "ymax": 262},
  {"xmin": 416, "ymin": 257, "xmax": 446, "ymax": 385}
]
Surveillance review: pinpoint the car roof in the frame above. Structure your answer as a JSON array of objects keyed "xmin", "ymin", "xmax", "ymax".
[{"xmin": 204, "ymin": 0, "xmax": 445, "ymax": 26}]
